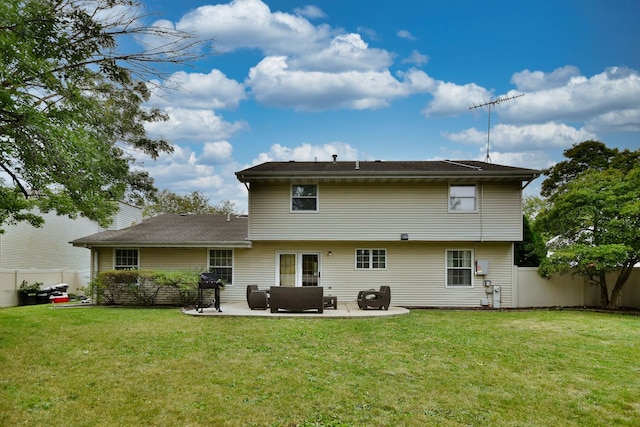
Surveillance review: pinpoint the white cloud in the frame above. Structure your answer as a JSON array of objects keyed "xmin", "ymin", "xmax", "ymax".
[
  {"xmin": 501, "ymin": 67, "xmax": 640, "ymax": 126},
  {"xmin": 149, "ymin": 69, "xmax": 246, "ymax": 110},
  {"xmin": 201, "ymin": 141, "xmax": 234, "ymax": 163},
  {"xmin": 145, "ymin": 107, "xmax": 248, "ymax": 142},
  {"xmin": 293, "ymin": 5, "xmax": 326, "ymax": 19},
  {"xmin": 254, "ymin": 142, "xmax": 361, "ymax": 163},
  {"xmin": 486, "ymin": 151, "xmax": 555, "ymax": 172},
  {"xmin": 247, "ymin": 57, "xmax": 433, "ymax": 110},
  {"xmin": 401, "ymin": 50, "xmax": 429, "ymax": 66},
  {"xmin": 161, "ymin": 0, "xmax": 433, "ymax": 112},
  {"xmin": 289, "ymin": 33, "xmax": 393, "ymax": 72},
  {"xmin": 443, "ymin": 122, "xmax": 597, "ymax": 151},
  {"xmin": 586, "ymin": 108, "xmax": 640, "ymax": 133},
  {"xmin": 133, "ymin": 145, "xmax": 249, "ymax": 212},
  {"xmin": 423, "ymin": 81, "xmax": 492, "ymax": 117},
  {"xmin": 511, "ymin": 65, "xmax": 580, "ymax": 91},
  {"xmin": 175, "ymin": 0, "xmax": 331, "ymax": 55},
  {"xmin": 424, "ymin": 67, "xmax": 640, "ymax": 140},
  {"xmin": 397, "ymin": 30, "xmax": 416, "ymax": 40}
]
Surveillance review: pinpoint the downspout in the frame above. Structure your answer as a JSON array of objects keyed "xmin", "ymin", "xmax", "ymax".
[
  {"xmin": 238, "ymin": 174, "xmax": 251, "ymax": 241},
  {"xmin": 480, "ymin": 184, "xmax": 484, "ymax": 242},
  {"xmin": 239, "ymin": 174, "xmax": 250, "ymax": 192},
  {"xmin": 521, "ymin": 174, "xmax": 539, "ymax": 190},
  {"xmin": 92, "ymin": 248, "xmax": 98, "ymax": 279}
]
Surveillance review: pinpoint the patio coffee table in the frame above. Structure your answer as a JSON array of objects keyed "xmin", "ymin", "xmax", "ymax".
[{"xmin": 323, "ymin": 295, "xmax": 338, "ymax": 309}]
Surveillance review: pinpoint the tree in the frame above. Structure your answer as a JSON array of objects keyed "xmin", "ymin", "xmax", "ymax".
[
  {"xmin": 522, "ymin": 195, "xmax": 547, "ymax": 221},
  {"xmin": 536, "ymin": 142, "xmax": 640, "ymax": 308},
  {"xmin": 143, "ymin": 190, "xmax": 236, "ymax": 217},
  {"xmin": 514, "ymin": 215, "xmax": 546, "ymax": 267},
  {"xmin": 0, "ymin": 0, "xmax": 202, "ymax": 231},
  {"xmin": 540, "ymin": 140, "xmax": 638, "ymax": 197}
]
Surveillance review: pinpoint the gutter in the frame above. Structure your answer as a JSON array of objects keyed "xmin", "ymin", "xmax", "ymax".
[{"xmin": 72, "ymin": 241, "xmax": 253, "ymax": 249}]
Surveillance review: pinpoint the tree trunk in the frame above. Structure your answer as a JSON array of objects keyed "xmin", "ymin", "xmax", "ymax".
[
  {"xmin": 606, "ymin": 264, "xmax": 635, "ymax": 309},
  {"xmin": 598, "ymin": 272, "xmax": 610, "ymax": 308},
  {"xmin": 606, "ymin": 288, "xmax": 622, "ymax": 309}
]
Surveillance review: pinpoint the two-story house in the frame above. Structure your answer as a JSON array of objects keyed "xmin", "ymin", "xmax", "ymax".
[{"xmin": 71, "ymin": 160, "xmax": 540, "ymax": 308}]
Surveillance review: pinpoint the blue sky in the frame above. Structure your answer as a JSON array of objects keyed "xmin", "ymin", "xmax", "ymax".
[{"xmin": 131, "ymin": 0, "xmax": 639, "ymax": 213}]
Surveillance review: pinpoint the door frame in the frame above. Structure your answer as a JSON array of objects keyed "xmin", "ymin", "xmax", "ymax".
[{"xmin": 275, "ymin": 251, "xmax": 321, "ymax": 287}]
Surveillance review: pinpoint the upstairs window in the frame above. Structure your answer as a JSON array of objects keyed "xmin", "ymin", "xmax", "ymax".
[
  {"xmin": 356, "ymin": 249, "xmax": 387, "ymax": 269},
  {"xmin": 449, "ymin": 185, "xmax": 477, "ymax": 212},
  {"xmin": 291, "ymin": 184, "xmax": 318, "ymax": 212},
  {"xmin": 209, "ymin": 249, "xmax": 233, "ymax": 285},
  {"xmin": 446, "ymin": 250, "xmax": 472, "ymax": 287},
  {"xmin": 114, "ymin": 249, "xmax": 138, "ymax": 270}
]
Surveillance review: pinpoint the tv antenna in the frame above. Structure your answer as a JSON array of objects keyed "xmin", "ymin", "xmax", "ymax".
[{"xmin": 469, "ymin": 93, "xmax": 524, "ymax": 163}]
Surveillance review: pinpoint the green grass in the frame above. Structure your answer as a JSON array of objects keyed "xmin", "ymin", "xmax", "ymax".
[{"xmin": 0, "ymin": 306, "xmax": 638, "ymax": 426}]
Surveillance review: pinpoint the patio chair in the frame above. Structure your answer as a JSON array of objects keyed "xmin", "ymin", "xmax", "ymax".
[
  {"xmin": 357, "ymin": 286, "xmax": 391, "ymax": 310},
  {"xmin": 246, "ymin": 285, "xmax": 269, "ymax": 310}
]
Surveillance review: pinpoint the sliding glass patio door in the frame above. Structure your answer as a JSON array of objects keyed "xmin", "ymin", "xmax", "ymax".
[{"xmin": 277, "ymin": 252, "xmax": 320, "ymax": 287}]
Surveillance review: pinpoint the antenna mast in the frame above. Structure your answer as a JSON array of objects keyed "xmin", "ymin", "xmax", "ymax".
[{"xmin": 469, "ymin": 93, "xmax": 524, "ymax": 163}]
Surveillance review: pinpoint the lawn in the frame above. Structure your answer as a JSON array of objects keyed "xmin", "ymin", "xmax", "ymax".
[{"xmin": 0, "ymin": 306, "xmax": 638, "ymax": 426}]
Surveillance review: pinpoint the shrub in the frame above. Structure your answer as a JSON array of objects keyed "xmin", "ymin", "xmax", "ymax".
[
  {"xmin": 128, "ymin": 271, "xmax": 162, "ymax": 306},
  {"xmin": 152, "ymin": 270, "xmax": 200, "ymax": 307},
  {"xmin": 88, "ymin": 270, "xmax": 202, "ymax": 307},
  {"xmin": 18, "ymin": 280, "xmax": 42, "ymax": 293},
  {"xmin": 88, "ymin": 271, "xmax": 132, "ymax": 305}
]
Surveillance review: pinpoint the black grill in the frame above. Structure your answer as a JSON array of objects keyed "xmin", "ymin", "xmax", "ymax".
[{"xmin": 197, "ymin": 273, "xmax": 222, "ymax": 313}]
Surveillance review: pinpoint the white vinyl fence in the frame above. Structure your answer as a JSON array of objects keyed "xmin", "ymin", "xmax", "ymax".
[
  {"xmin": 514, "ymin": 267, "xmax": 640, "ymax": 309},
  {"xmin": 0, "ymin": 269, "xmax": 89, "ymax": 307}
]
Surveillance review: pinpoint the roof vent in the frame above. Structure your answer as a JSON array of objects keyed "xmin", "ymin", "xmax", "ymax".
[
  {"xmin": 355, "ymin": 160, "xmax": 360, "ymax": 170},
  {"xmin": 332, "ymin": 154, "xmax": 338, "ymax": 163}
]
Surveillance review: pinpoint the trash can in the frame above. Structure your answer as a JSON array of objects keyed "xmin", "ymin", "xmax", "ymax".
[{"xmin": 18, "ymin": 290, "xmax": 38, "ymax": 306}]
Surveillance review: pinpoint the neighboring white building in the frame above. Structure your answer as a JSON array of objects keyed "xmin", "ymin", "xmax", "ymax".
[{"xmin": 0, "ymin": 202, "xmax": 141, "ymax": 306}]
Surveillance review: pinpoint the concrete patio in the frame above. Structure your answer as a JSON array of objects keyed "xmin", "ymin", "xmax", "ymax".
[{"xmin": 184, "ymin": 301, "xmax": 410, "ymax": 318}]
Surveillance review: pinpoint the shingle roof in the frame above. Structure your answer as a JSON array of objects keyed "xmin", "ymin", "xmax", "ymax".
[
  {"xmin": 71, "ymin": 214, "xmax": 249, "ymax": 248},
  {"xmin": 236, "ymin": 160, "xmax": 541, "ymax": 182}
]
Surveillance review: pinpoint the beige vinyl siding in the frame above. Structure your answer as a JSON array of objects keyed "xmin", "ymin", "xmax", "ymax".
[
  {"xmin": 228, "ymin": 241, "xmax": 515, "ymax": 307},
  {"xmin": 96, "ymin": 248, "xmax": 113, "ymax": 272},
  {"xmin": 92, "ymin": 241, "xmax": 515, "ymax": 307},
  {"xmin": 140, "ymin": 248, "xmax": 208, "ymax": 271},
  {"xmin": 248, "ymin": 181, "xmax": 522, "ymax": 242},
  {"xmin": 479, "ymin": 182, "xmax": 523, "ymax": 241}
]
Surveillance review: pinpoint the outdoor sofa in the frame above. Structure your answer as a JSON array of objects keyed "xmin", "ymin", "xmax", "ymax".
[{"xmin": 269, "ymin": 286, "xmax": 324, "ymax": 313}]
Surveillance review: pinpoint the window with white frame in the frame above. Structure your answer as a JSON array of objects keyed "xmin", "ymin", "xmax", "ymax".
[
  {"xmin": 446, "ymin": 250, "xmax": 473, "ymax": 287},
  {"xmin": 291, "ymin": 184, "xmax": 318, "ymax": 211},
  {"xmin": 209, "ymin": 249, "xmax": 233, "ymax": 284},
  {"xmin": 449, "ymin": 185, "xmax": 477, "ymax": 212},
  {"xmin": 114, "ymin": 249, "xmax": 138, "ymax": 270},
  {"xmin": 356, "ymin": 249, "xmax": 387, "ymax": 269}
]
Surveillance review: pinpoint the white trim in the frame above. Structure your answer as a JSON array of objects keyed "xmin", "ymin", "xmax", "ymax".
[
  {"xmin": 448, "ymin": 184, "xmax": 478, "ymax": 213},
  {"xmin": 275, "ymin": 251, "xmax": 322, "ymax": 287},
  {"xmin": 354, "ymin": 248, "xmax": 388, "ymax": 270},
  {"xmin": 113, "ymin": 248, "xmax": 139, "ymax": 270},
  {"xmin": 444, "ymin": 248, "xmax": 474, "ymax": 288},
  {"xmin": 290, "ymin": 183, "xmax": 319, "ymax": 213},
  {"xmin": 208, "ymin": 248, "xmax": 235, "ymax": 286}
]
